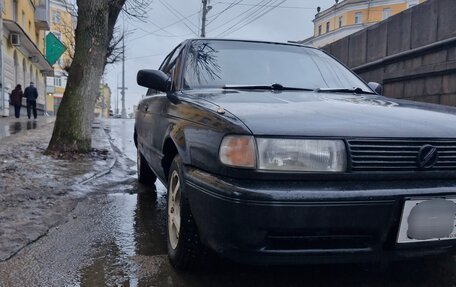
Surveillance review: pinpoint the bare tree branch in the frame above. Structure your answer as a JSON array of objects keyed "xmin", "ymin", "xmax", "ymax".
[
  {"xmin": 56, "ymin": 0, "xmax": 150, "ymax": 71},
  {"xmin": 105, "ymin": 30, "xmax": 124, "ymax": 66},
  {"xmin": 121, "ymin": 0, "xmax": 153, "ymax": 21}
]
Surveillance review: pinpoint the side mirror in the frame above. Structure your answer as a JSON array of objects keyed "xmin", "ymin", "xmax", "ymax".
[
  {"xmin": 368, "ymin": 82, "xmax": 383, "ymax": 95},
  {"xmin": 137, "ymin": 70, "xmax": 171, "ymax": 92}
]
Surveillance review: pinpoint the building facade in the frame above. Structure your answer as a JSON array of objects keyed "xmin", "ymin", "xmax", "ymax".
[
  {"xmin": 45, "ymin": 0, "xmax": 74, "ymax": 115},
  {"xmin": 300, "ymin": 0, "xmax": 427, "ymax": 48},
  {"xmin": 1, "ymin": 0, "xmax": 53, "ymax": 116}
]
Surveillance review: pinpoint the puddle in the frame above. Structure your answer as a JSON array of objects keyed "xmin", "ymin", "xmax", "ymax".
[
  {"xmin": 0, "ymin": 117, "xmax": 54, "ymax": 140},
  {"xmin": 72, "ymin": 184, "xmax": 168, "ymax": 287}
]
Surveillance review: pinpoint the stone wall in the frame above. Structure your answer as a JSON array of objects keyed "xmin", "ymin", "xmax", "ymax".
[{"xmin": 323, "ymin": 0, "xmax": 456, "ymax": 106}]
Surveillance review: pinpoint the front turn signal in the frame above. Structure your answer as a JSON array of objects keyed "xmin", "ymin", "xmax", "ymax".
[{"xmin": 219, "ymin": 135, "xmax": 256, "ymax": 168}]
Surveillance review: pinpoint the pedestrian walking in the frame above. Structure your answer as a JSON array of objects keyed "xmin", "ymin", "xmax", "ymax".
[
  {"xmin": 24, "ymin": 82, "xmax": 39, "ymax": 120},
  {"xmin": 9, "ymin": 84, "xmax": 23, "ymax": 119}
]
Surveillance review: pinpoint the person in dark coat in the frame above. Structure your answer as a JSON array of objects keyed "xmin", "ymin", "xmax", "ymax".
[
  {"xmin": 9, "ymin": 84, "xmax": 23, "ymax": 119},
  {"xmin": 24, "ymin": 82, "xmax": 39, "ymax": 119}
]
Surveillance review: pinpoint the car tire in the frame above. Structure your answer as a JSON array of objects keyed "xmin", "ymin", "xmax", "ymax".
[
  {"xmin": 137, "ymin": 149, "xmax": 157, "ymax": 185},
  {"xmin": 167, "ymin": 154, "xmax": 202, "ymax": 270}
]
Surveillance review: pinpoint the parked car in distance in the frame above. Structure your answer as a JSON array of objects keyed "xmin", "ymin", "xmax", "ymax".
[{"xmin": 134, "ymin": 39, "xmax": 456, "ymax": 269}]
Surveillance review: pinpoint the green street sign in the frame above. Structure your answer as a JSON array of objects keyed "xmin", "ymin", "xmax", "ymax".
[{"xmin": 45, "ymin": 32, "xmax": 67, "ymax": 66}]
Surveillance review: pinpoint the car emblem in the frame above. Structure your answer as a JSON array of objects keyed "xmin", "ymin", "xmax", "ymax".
[{"xmin": 417, "ymin": 145, "xmax": 438, "ymax": 169}]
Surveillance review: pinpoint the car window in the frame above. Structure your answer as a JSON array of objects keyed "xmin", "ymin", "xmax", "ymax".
[
  {"xmin": 183, "ymin": 40, "xmax": 370, "ymax": 92},
  {"xmin": 162, "ymin": 45, "xmax": 182, "ymax": 75},
  {"xmin": 159, "ymin": 54, "xmax": 171, "ymax": 71}
]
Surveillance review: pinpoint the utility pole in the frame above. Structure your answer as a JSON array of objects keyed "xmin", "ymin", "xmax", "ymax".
[
  {"xmin": 120, "ymin": 30, "xmax": 127, "ymax": 118},
  {"xmin": 200, "ymin": 0, "xmax": 212, "ymax": 37}
]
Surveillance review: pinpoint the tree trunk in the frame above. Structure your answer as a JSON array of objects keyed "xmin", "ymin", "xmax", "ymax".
[{"xmin": 47, "ymin": 0, "xmax": 125, "ymax": 153}]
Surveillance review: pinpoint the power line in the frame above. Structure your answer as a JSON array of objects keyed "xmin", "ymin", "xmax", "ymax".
[
  {"xmin": 145, "ymin": 17, "xmax": 177, "ymax": 36},
  {"xmin": 162, "ymin": 0, "xmax": 200, "ymax": 31},
  {"xmin": 228, "ymin": 0, "xmax": 289, "ymax": 35},
  {"xmin": 213, "ymin": 1, "xmax": 315, "ymax": 9},
  {"xmin": 207, "ymin": 0, "xmax": 242, "ymax": 25},
  {"xmin": 128, "ymin": 21, "xmax": 195, "ymax": 39},
  {"xmin": 216, "ymin": 0, "xmax": 279, "ymax": 37},
  {"xmin": 128, "ymin": 21, "xmax": 177, "ymax": 38},
  {"xmin": 210, "ymin": 0, "xmax": 272, "ymax": 34},
  {"xmin": 218, "ymin": 0, "xmax": 288, "ymax": 37},
  {"xmin": 159, "ymin": 0, "xmax": 199, "ymax": 35},
  {"xmin": 126, "ymin": 52, "xmax": 167, "ymax": 61},
  {"xmin": 129, "ymin": 10, "xmax": 201, "ymax": 42}
]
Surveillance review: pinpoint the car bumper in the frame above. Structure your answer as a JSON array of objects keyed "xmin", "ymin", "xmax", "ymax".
[{"xmin": 185, "ymin": 167, "xmax": 456, "ymax": 265}]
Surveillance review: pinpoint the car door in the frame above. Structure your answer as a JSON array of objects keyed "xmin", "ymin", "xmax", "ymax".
[{"xmin": 141, "ymin": 45, "xmax": 183, "ymax": 179}]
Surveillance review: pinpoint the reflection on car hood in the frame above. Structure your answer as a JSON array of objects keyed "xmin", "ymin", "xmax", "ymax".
[{"xmin": 188, "ymin": 90, "xmax": 456, "ymax": 138}]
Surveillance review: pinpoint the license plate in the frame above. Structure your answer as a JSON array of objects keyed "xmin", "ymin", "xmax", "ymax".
[{"xmin": 397, "ymin": 198, "xmax": 456, "ymax": 243}]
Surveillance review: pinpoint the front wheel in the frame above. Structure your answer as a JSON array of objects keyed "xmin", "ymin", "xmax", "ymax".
[
  {"xmin": 167, "ymin": 155, "xmax": 203, "ymax": 269},
  {"xmin": 137, "ymin": 149, "xmax": 156, "ymax": 185}
]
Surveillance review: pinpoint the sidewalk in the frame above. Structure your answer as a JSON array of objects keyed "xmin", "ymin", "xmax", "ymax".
[
  {"xmin": 0, "ymin": 116, "xmax": 56, "ymax": 140},
  {"xmin": 0, "ymin": 117, "xmax": 116, "ymax": 261}
]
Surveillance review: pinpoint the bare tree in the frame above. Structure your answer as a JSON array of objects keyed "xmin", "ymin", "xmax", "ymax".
[
  {"xmin": 47, "ymin": 0, "xmax": 150, "ymax": 153},
  {"xmin": 55, "ymin": 4, "xmax": 131, "ymax": 74},
  {"xmin": 52, "ymin": 13, "xmax": 75, "ymax": 76}
]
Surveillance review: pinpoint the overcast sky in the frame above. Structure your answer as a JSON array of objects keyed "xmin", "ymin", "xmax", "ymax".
[{"xmin": 105, "ymin": 0, "xmax": 335, "ymax": 114}]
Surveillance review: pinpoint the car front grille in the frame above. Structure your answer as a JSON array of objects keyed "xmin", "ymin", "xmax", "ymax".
[{"xmin": 347, "ymin": 139, "xmax": 456, "ymax": 172}]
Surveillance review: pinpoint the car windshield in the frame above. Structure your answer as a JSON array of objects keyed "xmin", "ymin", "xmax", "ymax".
[{"xmin": 183, "ymin": 40, "xmax": 372, "ymax": 92}]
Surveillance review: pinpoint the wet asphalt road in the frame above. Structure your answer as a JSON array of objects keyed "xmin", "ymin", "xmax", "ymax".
[{"xmin": 1, "ymin": 118, "xmax": 456, "ymax": 286}]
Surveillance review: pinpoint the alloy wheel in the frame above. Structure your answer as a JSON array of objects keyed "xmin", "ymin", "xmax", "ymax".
[{"xmin": 168, "ymin": 170, "xmax": 181, "ymax": 250}]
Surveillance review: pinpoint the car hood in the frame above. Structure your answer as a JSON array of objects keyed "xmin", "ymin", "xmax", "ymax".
[{"xmin": 190, "ymin": 90, "xmax": 456, "ymax": 138}]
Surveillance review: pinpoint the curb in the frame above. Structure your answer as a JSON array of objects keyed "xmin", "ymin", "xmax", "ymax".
[{"xmin": 77, "ymin": 121, "xmax": 118, "ymax": 185}]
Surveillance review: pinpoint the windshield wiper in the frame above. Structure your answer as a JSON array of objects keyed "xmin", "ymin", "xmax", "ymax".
[
  {"xmin": 223, "ymin": 83, "xmax": 313, "ymax": 91},
  {"xmin": 315, "ymin": 87, "xmax": 376, "ymax": 95}
]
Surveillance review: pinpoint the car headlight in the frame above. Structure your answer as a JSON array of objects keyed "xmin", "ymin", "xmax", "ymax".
[
  {"xmin": 219, "ymin": 135, "xmax": 256, "ymax": 168},
  {"xmin": 257, "ymin": 139, "xmax": 347, "ymax": 172}
]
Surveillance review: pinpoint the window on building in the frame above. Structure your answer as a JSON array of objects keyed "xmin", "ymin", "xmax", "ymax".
[
  {"xmin": 62, "ymin": 77, "xmax": 67, "ymax": 88},
  {"xmin": 318, "ymin": 25, "xmax": 322, "ymax": 36},
  {"xmin": 354, "ymin": 12, "xmax": 362, "ymax": 24},
  {"xmin": 54, "ymin": 77, "xmax": 62, "ymax": 87},
  {"xmin": 52, "ymin": 10, "xmax": 61, "ymax": 24},
  {"xmin": 21, "ymin": 11, "xmax": 25, "ymax": 27},
  {"xmin": 326, "ymin": 22, "xmax": 330, "ymax": 33},
  {"xmin": 382, "ymin": 8, "xmax": 391, "ymax": 20},
  {"xmin": 338, "ymin": 16, "xmax": 343, "ymax": 28},
  {"xmin": 28, "ymin": 20, "xmax": 31, "ymax": 32},
  {"xmin": 36, "ymin": 32, "xmax": 39, "ymax": 44},
  {"xmin": 12, "ymin": 0, "xmax": 18, "ymax": 21}
]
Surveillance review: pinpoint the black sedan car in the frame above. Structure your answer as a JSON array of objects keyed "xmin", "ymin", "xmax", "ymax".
[{"xmin": 134, "ymin": 39, "xmax": 456, "ymax": 269}]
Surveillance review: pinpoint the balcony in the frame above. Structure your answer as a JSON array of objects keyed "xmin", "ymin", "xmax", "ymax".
[
  {"xmin": 35, "ymin": 4, "xmax": 50, "ymax": 30},
  {"xmin": 3, "ymin": 19, "xmax": 53, "ymax": 72}
]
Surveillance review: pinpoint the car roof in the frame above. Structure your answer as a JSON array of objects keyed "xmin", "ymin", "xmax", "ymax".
[{"xmin": 183, "ymin": 38, "xmax": 317, "ymax": 50}]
